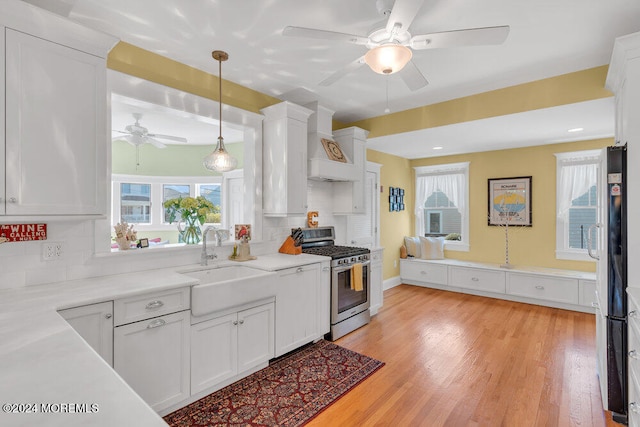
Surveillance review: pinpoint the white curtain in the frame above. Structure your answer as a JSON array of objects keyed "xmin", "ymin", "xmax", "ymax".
[
  {"xmin": 557, "ymin": 162, "xmax": 597, "ymax": 219},
  {"xmin": 415, "ymin": 172, "xmax": 466, "ymax": 235}
]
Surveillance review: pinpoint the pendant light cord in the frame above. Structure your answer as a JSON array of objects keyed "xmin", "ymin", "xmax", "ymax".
[{"xmin": 218, "ymin": 55, "xmax": 222, "ymax": 143}]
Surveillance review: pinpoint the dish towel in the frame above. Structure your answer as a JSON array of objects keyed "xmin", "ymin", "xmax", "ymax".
[{"xmin": 351, "ymin": 263, "xmax": 363, "ymax": 291}]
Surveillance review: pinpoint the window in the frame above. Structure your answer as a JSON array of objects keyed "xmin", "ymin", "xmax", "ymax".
[
  {"xmin": 555, "ymin": 150, "xmax": 601, "ymax": 261},
  {"xmin": 120, "ymin": 183, "xmax": 151, "ymax": 224},
  {"xmin": 414, "ymin": 162, "xmax": 469, "ymax": 251},
  {"xmin": 112, "ymin": 175, "xmax": 224, "ymax": 235}
]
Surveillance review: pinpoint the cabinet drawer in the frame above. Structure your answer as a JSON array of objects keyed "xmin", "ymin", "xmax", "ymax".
[
  {"xmin": 450, "ymin": 267, "xmax": 506, "ymax": 294},
  {"xmin": 400, "ymin": 260, "xmax": 447, "ymax": 285},
  {"xmin": 506, "ymin": 274, "xmax": 578, "ymax": 304},
  {"xmin": 114, "ymin": 287, "xmax": 190, "ymax": 326}
]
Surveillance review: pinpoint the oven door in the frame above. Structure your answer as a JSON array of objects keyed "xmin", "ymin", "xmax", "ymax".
[{"xmin": 331, "ymin": 261, "xmax": 370, "ymax": 324}]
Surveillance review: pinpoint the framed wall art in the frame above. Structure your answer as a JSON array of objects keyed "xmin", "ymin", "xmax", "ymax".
[
  {"xmin": 488, "ymin": 176, "xmax": 532, "ymax": 226},
  {"xmin": 389, "ymin": 187, "xmax": 405, "ymax": 212},
  {"xmin": 321, "ymin": 138, "xmax": 347, "ymax": 163}
]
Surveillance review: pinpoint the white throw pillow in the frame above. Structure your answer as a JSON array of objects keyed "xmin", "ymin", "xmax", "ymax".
[
  {"xmin": 404, "ymin": 236, "xmax": 421, "ymax": 258},
  {"xmin": 419, "ymin": 236, "xmax": 445, "ymax": 260}
]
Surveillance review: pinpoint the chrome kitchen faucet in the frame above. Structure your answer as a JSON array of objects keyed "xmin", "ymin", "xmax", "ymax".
[{"xmin": 201, "ymin": 226, "xmax": 226, "ymax": 266}]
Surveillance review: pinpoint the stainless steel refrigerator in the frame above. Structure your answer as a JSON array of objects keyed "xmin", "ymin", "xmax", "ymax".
[{"xmin": 593, "ymin": 145, "xmax": 627, "ymax": 424}]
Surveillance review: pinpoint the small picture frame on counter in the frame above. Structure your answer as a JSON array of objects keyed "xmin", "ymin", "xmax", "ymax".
[{"xmin": 137, "ymin": 238, "xmax": 149, "ymax": 248}]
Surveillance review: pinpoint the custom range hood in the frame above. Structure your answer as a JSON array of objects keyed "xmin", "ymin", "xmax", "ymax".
[{"xmin": 306, "ymin": 102, "xmax": 366, "ymax": 182}]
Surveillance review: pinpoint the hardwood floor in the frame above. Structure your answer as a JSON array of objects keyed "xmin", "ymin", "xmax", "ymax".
[{"xmin": 307, "ymin": 285, "xmax": 623, "ymax": 427}]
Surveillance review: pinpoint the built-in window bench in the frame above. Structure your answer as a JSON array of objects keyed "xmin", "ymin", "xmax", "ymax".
[{"xmin": 400, "ymin": 258, "xmax": 596, "ymax": 313}]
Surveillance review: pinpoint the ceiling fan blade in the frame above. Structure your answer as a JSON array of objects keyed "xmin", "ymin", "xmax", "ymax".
[
  {"xmin": 400, "ymin": 60, "xmax": 428, "ymax": 91},
  {"xmin": 283, "ymin": 26, "xmax": 369, "ymax": 45},
  {"xmin": 145, "ymin": 137, "xmax": 167, "ymax": 149},
  {"xmin": 386, "ymin": 0, "xmax": 425, "ymax": 34},
  {"xmin": 147, "ymin": 133, "xmax": 188, "ymax": 143},
  {"xmin": 112, "ymin": 134, "xmax": 135, "ymax": 144},
  {"xmin": 319, "ymin": 56, "xmax": 366, "ymax": 86},
  {"xmin": 410, "ymin": 26, "xmax": 510, "ymax": 50}
]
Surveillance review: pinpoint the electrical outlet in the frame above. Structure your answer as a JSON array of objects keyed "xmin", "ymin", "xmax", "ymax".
[{"xmin": 42, "ymin": 242, "xmax": 63, "ymax": 260}]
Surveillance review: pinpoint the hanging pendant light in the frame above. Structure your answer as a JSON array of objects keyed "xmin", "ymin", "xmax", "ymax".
[{"xmin": 203, "ymin": 50, "xmax": 237, "ymax": 172}]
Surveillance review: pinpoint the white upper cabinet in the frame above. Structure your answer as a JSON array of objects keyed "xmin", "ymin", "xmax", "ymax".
[
  {"xmin": 0, "ymin": 1, "xmax": 117, "ymax": 218},
  {"xmin": 262, "ymin": 101, "xmax": 313, "ymax": 216}
]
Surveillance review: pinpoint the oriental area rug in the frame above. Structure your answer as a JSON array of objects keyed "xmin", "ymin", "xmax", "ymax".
[{"xmin": 163, "ymin": 340, "xmax": 384, "ymax": 427}]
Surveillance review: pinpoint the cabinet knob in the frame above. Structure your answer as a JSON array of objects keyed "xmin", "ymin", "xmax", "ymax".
[
  {"xmin": 8, "ymin": 197, "xmax": 17, "ymax": 203},
  {"xmin": 105, "ymin": 313, "xmax": 112, "ymax": 319},
  {"xmin": 239, "ymin": 319, "xmax": 244, "ymax": 325},
  {"xmin": 420, "ymin": 271, "xmax": 427, "ymax": 275},
  {"xmin": 630, "ymin": 310, "xmax": 638, "ymax": 318},
  {"xmin": 145, "ymin": 300, "xmax": 164, "ymax": 310},
  {"xmin": 233, "ymin": 320, "xmax": 238, "ymax": 326},
  {"xmin": 296, "ymin": 267, "xmax": 304, "ymax": 273},
  {"xmin": 471, "ymin": 277, "xmax": 479, "ymax": 282},
  {"xmin": 146, "ymin": 318, "xmax": 166, "ymax": 329},
  {"xmin": 535, "ymin": 285, "xmax": 545, "ymax": 290},
  {"xmin": 630, "ymin": 350, "xmax": 639, "ymax": 360}
]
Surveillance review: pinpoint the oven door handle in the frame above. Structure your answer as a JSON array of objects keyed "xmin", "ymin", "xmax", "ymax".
[{"xmin": 333, "ymin": 260, "xmax": 371, "ymax": 273}]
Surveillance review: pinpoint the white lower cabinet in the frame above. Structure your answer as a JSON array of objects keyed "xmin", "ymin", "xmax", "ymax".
[
  {"xmin": 370, "ymin": 249, "xmax": 383, "ymax": 315},
  {"xmin": 58, "ymin": 301, "xmax": 113, "ymax": 366},
  {"xmin": 191, "ymin": 302, "xmax": 274, "ymax": 395},
  {"xmin": 114, "ymin": 310, "xmax": 190, "ymax": 412},
  {"xmin": 629, "ymin": 295, "xmax": 640, "ymax": 424},
  {"xmin": 275, "ymin": 264, "xmax": 321, "ymax": 357},
  {"xmin": 400, "ymin": 260, "xmax": 448, "ymax": 286}
]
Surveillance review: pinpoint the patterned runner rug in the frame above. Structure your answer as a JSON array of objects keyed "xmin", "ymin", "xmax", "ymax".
[{"xmin": 164, "ymin": 339, "xmax": 384, "ymax": 427}]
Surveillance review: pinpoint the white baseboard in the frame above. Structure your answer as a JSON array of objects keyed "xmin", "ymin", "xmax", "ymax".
[{"xmin": 383, "ymin": 276, "xmax": 401, "ymax": 291}]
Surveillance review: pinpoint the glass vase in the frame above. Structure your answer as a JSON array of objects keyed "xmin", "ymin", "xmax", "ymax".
[{"xmin": 178, "ymin": 216, "xmax": 202, "ymax": 244}]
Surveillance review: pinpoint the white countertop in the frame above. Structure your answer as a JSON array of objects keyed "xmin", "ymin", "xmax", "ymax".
[{"xmin": 0, "ymin": 252, "xmax": 328, "ymax": 426}]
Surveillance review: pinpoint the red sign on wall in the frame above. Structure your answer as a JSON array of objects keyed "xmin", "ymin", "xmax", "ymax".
[{"xmin": 0, "ymin": 224, "xmax": 47, "ymax": 243}]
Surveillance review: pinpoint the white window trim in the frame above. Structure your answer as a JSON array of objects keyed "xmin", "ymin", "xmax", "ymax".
[
  {"xmin": 112, "ymin": 174, "xmax": 222, "ymax": 232},
  {"xmin": 554, "ymin": 149, "xmax": 601, "ymax": 262},
  {"xmin": 414, "ymin": 162, "xmax": 470, "ymax": 252}
]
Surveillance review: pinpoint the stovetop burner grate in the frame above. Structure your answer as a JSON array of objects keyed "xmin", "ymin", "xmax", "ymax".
[{"xmin": 301, "ymin": 245, "xmax": 369, "ymax": 259}]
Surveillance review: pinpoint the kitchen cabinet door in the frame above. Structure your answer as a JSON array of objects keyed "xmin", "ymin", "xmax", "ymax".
[
  {"xmin": 4, "ymin": 28, "xmax": 107, "ymax": 216},
  {"xmin": 237, "ymin": 303, "xmax": 274, "ymax": 373},
  {"xmin": 275, "ymin": 264, "xmax": 320, "ymax": 357},
  {"xmin": 191, "ymin": 313, "xmax": 238, "ymax": 395},
  {"xmin": 58, "ymin": 301, "xmax": 113, "ymax": 366},
  {"xmin": 114, "ymin": 310, "xmax": 190, "ymax": 412}
]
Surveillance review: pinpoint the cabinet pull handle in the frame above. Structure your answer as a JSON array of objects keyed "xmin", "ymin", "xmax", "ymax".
[
  {"xmin": 145, "ymin": 300, "xmax": 164, "ymax": 310},
  {"xmin": 296, "ymin": 267, "xmax": 304, "ymax": 273},
  {"xmin": 630, "ymin": 402, "xmax": 640, "ymax": 414},
  {"xmin": 420, "ymin": 271, "xmax": 427, "ymax": 275},
  {"xmin": 105, "ymin": 313, "xmax": 112, "ymax": 319},
  {"xmin": 471, "ymin": 277, "xmax": 479, "ymax": 282},
  {"xmin": 535, "ymin": 285, "xmax": 545, "ymax": 290},
  {"xmin": 630, "ymin": 350, "xmax": 639, "ymax": 360},
  {"xmin": 630, "ymin": 310, "xmax": 638, "ymax": 318},
  {"xmin": 146, "ymin": 319, "xmax": 166, "ymax": 329},
  {"xmin": 8, "ymin": 197, "xmax": 17, "ymax": 203}
]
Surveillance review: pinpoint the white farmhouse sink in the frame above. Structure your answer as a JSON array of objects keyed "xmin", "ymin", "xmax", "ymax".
[{"xmin": 181, "ymin": 266, "xmax": 276, "ymax": 317}]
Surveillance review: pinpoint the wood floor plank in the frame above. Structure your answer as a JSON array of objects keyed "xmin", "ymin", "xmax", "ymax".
[{"xmin": 306, "ymin": 285, "xmax": 623, "ymax": 427}]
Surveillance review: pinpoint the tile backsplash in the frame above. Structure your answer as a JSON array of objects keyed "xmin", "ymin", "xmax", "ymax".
[{"xmin": 0, "ymin": 181, "xmax": 348, "ymax": 290}]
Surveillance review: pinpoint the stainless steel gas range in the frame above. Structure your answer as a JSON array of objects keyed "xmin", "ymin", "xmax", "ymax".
[{"xmin": 296, "ymin": 226, "xmax": 370, "ymax": 340}]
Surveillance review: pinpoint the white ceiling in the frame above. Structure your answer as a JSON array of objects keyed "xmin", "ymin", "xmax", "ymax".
[{"xmin": 24, "ymin": 0, "xmax": 640, "ymax": 158}]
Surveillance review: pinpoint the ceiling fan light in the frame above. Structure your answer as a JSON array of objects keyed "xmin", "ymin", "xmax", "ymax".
[{"xmin": 364, "ymin": 44, "xmax": 412, "ymax": 75}]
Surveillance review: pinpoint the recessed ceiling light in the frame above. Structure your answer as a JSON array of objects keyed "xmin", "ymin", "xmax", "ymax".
[
  {"xmin": 567, "ymin": 127, "xmax": 584, "ymax": 133},
  {"xmin": 433, "ymin": 146, "xmax": 443, "ymax": 150}
]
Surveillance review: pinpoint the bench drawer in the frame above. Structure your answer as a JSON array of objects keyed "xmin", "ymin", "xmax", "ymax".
[
  {"xmin": 400, "ymin": 260, "xmax": 448, "ymax": 285},
  {"xmin": 450, "ymin": 267, "xmax": 506, "ymax": 294},
  {"xmin": 506, "ymin": 273, "xmax": 578, "ymax": 304}
]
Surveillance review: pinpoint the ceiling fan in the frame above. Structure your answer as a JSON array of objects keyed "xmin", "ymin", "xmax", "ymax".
[
  {"xmin": 112, "ymin": 113, "xmax": 187, "ymax": 148},
  {"xmin": 283, "ymin": 0, "xmax": 510, "ymax": 91}
]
